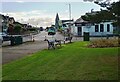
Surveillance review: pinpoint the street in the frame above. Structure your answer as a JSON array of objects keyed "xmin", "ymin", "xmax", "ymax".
[
  {"xmin": 2, "ymin": 31, "xmax": 68, "ymax": 64},
  {"xmin": 2, "ymin": 31, "xmax": 117, "ymax": 64}
]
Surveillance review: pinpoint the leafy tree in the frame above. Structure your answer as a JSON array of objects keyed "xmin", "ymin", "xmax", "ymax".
[
  {"xmin": 82, "ymin": 0, "xmax": 120, "ymax": 34},
  {"xmin": 108, "ymin": 1, "xmax": 120, "ymax": 27},
  {"xmin": 14, "ymin": 24, "xmax": 22, "ymax": 35},
  {"xmin": 81, "ymin": 9, "xmax": 115, "ymax": 23},
  {"xmin": 98, "ymin": 1, "xmax": 120, "ymax": 33}
]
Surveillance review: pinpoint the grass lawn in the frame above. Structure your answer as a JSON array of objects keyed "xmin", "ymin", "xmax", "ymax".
[{"xmin": 2, "ymin": 41, "xmax": 119, "ymax": 80}]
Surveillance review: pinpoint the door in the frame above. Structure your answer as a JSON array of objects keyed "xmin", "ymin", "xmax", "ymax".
[{"xmin": 78, "ymin": 27, "xmax": 82, "ymax": 36}]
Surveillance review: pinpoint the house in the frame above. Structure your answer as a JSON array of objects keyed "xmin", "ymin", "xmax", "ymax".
[
  {"xmin": 0, "ymin": 14, "xmax": 16, "ymax": 34},
  {"xmin": 9, "ymin": 17, "xmax": 15, "ymax": 25},
  {"xmin": 71, "ymin": 17, "xmax": 114, "ymax": 36},
  {"xmin": 55, "ymin": 13, "xmax": 60, "ymax": 30},
  {"xmin": 60, "ymin": 19, "xmax": 74, "ymax": 30},
  {"xmin": 22, "ymin": 24, "xmax": 28, "ymax": 28},
  {"xmin": 0, "ymin": 14, "xmax": 9, "ymax": 33},
  {"xmin": 54, "ymin": 13, "xmax": 74, "ymax": 31},
  {"xmin": 8, "ymin": 17, "xmax": 15, "ymax": 35}
]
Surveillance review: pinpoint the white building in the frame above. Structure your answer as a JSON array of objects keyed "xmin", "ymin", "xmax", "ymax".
[{"xmin": 71, "ymin": 18, "xmax": 114, "ymax": 36}]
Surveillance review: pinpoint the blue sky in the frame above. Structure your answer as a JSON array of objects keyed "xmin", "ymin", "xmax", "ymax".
[{"xmin": 0, "ymin": 0, "xmax": 118, "ymax": 27}]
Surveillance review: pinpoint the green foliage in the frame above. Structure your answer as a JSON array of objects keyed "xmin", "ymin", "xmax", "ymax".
[
  {"xmin": 81, "ymin": 10, "xmax": 115, "ymax": 23},
  {"xmin": 57, "ymin": 27, "xmax": 63, "ymax": 32},
  {"xmin": 82, "ymin": 1, "xmax": 120, "ymax": 28},
  {"xmin": 108, "ymin": 1, "xmax": 120, "ymax": 28},
  {"xmin": 28, "ymin": 28, "xmax": 37, "ymax": 31},
  {"xmin": 3, "ymin": 42, "xmax": 118, "ymax": 80},
  {"xmin": 14, "ymin": 24, "xmax": 22, "ymax": 34},
  {"xmin": 108, "ymin": 1, "xmax": 120, "ymax": 17}
]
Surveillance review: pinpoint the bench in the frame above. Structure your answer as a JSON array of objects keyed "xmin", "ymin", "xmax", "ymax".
[
  {"xmin": 44, "ymin": 39, "xmax": 55, "ymax": 49},
  {"xmin": 55, "ymin": 39, "xmax": 62, "ymax": 47},
  {"xmin": 44, "ymin": 39, "xmax": 62, "ymax": 49},
  {"xmin": 64, "ymin": 36, "xmax": 73, "ymax": 43}
]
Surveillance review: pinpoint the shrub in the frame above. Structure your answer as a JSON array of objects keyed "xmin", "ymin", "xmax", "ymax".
[
  {"xmin": 88, "ymin": 38, "xmax": 120, "ymax": 48},
  {"xmin": 14, "ymin": 25, "xmax": 22, "ymax": 34}
]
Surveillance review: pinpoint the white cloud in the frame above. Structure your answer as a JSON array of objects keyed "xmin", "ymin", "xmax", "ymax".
[
  {"xmin": 1, "ymin": 9, "xmax": 86, "ymax": 28},
  {"xmin": 16, "ymin": 0, "xmax": 25, "ymax": 3},
  {"xmin": 1, "ymin": 10, "xmax": 69, "ymax": 28},
  {"xmin": 1, "ymin": 0, "xmax": 84, "ymax": 2},
  {"xmin": 1, "ymin": 0, "xmax": 119, "ymax": 2}
]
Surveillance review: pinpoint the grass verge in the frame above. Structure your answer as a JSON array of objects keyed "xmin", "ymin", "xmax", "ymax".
[{"xmin": 2, "ymin": 41, "xmax": 119, "ymax": 80}]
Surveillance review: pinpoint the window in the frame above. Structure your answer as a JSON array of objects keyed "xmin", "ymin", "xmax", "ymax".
[
  {"xmin": 107, "ymin": 24, "xmax": 110, "ymax": 32},
  {"xmin": 95, "ymin": 25, "xmax": 99, "ymax": 32},
  {"xmin": 100, "ymin": 24, "xmax": 104, "ymax": 32}
]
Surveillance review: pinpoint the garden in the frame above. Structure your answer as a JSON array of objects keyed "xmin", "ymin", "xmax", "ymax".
[{"xmin": 2, "ymin": 40, "xmax": 119, "ymax": 80}]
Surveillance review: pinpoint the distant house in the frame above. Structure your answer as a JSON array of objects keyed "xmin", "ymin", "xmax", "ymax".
[
  {"xmin": 8, "ymin": 17, "xmax": 15, "ymax": 35},
  {"xmin": 22, "ymin": 24, "xmax": 28, "ymax": 28},
  {"xmin": 61, "ymin": 19, "xmax": 74, "ymax": 29},
  {"xmin": 71, "ymin": 17, "xmax": 114, "ymax": 36},
  {"xmin": 9, "ymin": 17, "xmax": 15, "ymax": 25},
  {"xmin": 54, "ymin": 13, "xmax": 74, "ymax": 31},
  {"xmin": 14, "ymin": 22, "xmax": 23, "ymax": 27},
  {"xmin": 55, "ymin": 13, "xmax": 60, "ymax": 30},
  {"xmin": 0, "ymin": 14, "xmax": 9, "ymax": 33}
]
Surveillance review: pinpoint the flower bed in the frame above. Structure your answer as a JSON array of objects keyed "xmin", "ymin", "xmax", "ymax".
[{"xmin": 88, "ymin": 38, "xmax": 120, "ymax": 48}]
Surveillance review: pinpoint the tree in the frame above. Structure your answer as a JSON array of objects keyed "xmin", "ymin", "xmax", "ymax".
[
  {"xmin": 82, "ymin": 0, "xmax": 120, "ymax": 34},
  {"xmin": 14, "ymin": 24, "xmax": 22, "ymax": 35},
  {"xmin": 108, "ymin": 1, "xmax": 120, "ymax": 27},
  {"xmin": 95, "ymin": 1, "xmax": 120, "ymax": 33}
]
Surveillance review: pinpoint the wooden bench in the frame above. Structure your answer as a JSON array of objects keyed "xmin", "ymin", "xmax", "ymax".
[
  {"xmin": 44, "ymin": 39, "xmax": 62, "ymax": 49},
  {"xmin": 44, "ymin": 39, "xmax": 55, "ymax": 49},
  {"xmin": 64, "ymin": 36, "xmax": 73, "ymax": 43},
  {"xmin": 55, "ymin": 39, "xmax": 62, "ymax": 47}
]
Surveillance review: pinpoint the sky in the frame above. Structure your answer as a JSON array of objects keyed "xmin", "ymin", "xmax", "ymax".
[{"xmin": 0, "ymin": 0, "xmax": 119, "ymax": 28}]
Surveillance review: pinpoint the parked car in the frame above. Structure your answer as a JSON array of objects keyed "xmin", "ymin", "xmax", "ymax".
[
  {"xmin": 0, "ymin": 32, "xmax": 10, "ymax": 43},
  {"xmin": 39, "ymin": 27, "xmax": 44, "ymax": 31},
  {"xmin": 48, "ymin": 27, "xmax": 56, "ymax": 35},
  {"xmin": 0, "ymin": 33, "xmax": 3, "ymax": 43}
]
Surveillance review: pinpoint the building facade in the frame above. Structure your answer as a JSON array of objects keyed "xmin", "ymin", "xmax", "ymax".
[{"xmin": 71, "ymin": 18, "xmax": 114, "ymax": 36}]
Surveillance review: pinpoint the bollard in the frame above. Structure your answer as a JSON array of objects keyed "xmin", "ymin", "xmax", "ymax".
[
  {"xmin": 83, "ymin": 32, "xmax": 89, "ymax": 41},
  {"xmin": 10, "ymin": 36, "xmax": 15, "ymax": 46},
  {"xmin": 106, "ymin": 34, "xmax": 109, "ymax": 39}
]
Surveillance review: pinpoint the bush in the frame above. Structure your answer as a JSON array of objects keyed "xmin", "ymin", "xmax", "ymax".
[
  {"xmin": 88, "ymin": 38, "xmax": 120, "ymax": 48},
  {"xmin": 14, "ymin": 25, "xmax": 22, "ymax": 34},
  {"xmin": 28, "ymin": 28, "xmax": 37, "ymax": 31}
]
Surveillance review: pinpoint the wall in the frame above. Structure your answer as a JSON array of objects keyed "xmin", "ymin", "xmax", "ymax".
[
  {"xmin": 71, "ymin": 25, "xmax": 78, "ymax": 36},
  {"xmin": 89, "ymin": 22, "xmax": 113, "ymax": 36},
  {"xmin": 71, "ymin": 22, "xmax": 113, "ymax": 36}
]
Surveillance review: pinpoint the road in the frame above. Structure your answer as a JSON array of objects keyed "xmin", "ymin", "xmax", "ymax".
[
  {"xmin": 2, "ymin": 31, "xmax": 65, "ymax": 46},
  {"xmin": 34, "ymin": 31, "xmax": 65, "ymax": 41},
  {"xmin": 2, "ymin": 31, "xmax": 69, "ymax": 64},
  {"xmin": 2, "ymin": 31, "xmax": 114, "ymax": 64}
]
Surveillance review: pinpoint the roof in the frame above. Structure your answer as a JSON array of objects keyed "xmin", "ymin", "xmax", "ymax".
[
  {"xmin": 9, "ymin": 17, "xmax": 15, "ymax": 21},
  {"xmin": 0, "ymin": 14, "xmax": 9, "ymax": 20},
  {"xmin": 14, "ymin": 22, "xmax": 23, "ymax": 26},
  {"xmin": 61, "ymin": 19, "xmax": 74, "ymax": 23},
  {"xmin": 75, "ymin": 17, "xmax": 88, "ymax": 24}
]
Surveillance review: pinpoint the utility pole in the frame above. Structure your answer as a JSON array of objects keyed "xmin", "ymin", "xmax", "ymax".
[
  {"xmin": 68, "ymin": 3, "xmax": 72, "ymax": 43},
  {"xmin": 69, "ymin": 4, "xmax": 71, "ymax": 20}
]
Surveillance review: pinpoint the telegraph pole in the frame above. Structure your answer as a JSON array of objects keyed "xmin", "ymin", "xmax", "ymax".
[
  {"xmin": 68, "ymin": 3, "xmax": 72, "ymax": 43},
  {"xmin": 69, "ymin": 4, "xmax": 71, "ymax": 20}
]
